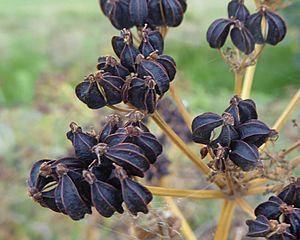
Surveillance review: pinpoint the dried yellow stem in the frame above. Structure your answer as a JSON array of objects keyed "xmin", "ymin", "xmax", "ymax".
[
  {"xmin": 214, "ymin": 200, "xmax": 236, "ymax": 240},
  {"xmin": 164, "ymin": 196, "xmax": 197, "ymax": 240},
  {"xmin": 272, "ymin": 89, "xmax": 300, "ymax": 131},
  {"xmin": 152, "ymin": 112, "xmax": 225, "ymax": 188},
  {"xmin": 243, "ymin": 185, "xmax": 274, "ymax": 196},
  {"xmin": 234, "ymin": 71, "xmax": 244, "ymax": 96},
  {"xmin": 169, "ymin": 84, "xmax": 192, "ymax": 131},
  {"xmin": 280, "ymin": 140, "xmax": 300, "ymax": 157},
  {"xmin": 152, "ymin": 112, "xmax": 207, "ymax": 173},
  {"xmin": 289, "ymin": 155, "xmax": 300, "ymax": 169},
  {"xmin": 108, "ymin": 105, "xmax": 132, "ymax": 113},
  {"xmin": 147, "ymin": 186, "xmax": 225, "ymax": 199},
  {"xmin": 240, "ymin": 64, "xmax": 256, "ymax": 99},
  {"xmin": 248, "ymin": 178, "xmax": 269, "ymax": 188},
  {"xmin": 235, "ymin": 198, "xmax": 256, "ymax": 219}
]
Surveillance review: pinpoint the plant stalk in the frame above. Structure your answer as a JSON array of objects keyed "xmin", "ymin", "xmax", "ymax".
[
  {"xmin": 235, "ymin": 198, "xmax": 256, "ymax": 219},
  {"xmin": 151, "ymin": 111, "xmax": 225, "ymax": 188},
  {"xmin": 164, "ymin": 196, "xmax": 197, "ymax": 240},
  {"xmin": 169, "ymin": 84, "xmax": 192, "ymax": 131},
  {"xmin": 214, "ymin": 200, "xmax": 236, "ymax": 240},
  {"xmin": 280, "ymin": 140, "xmax": 300, "ymax": 158},
  {"xmin": 147, "ymin": 186, "xmax": 225, "ymax": 199},
  {"xmin": 289, "ymin": 155, "xmax": 300, "ymax": 169},
  {"xmin": 234, "ymin": 71, "xmax": 244, "ymax": 96},
  {"xmin": 272, "ymin": 89, "xmax": 300, "ymax": 131}
]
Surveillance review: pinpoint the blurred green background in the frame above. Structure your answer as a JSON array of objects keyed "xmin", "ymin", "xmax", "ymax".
[{"xmin": 0, "ymin": 0, "xmax": 299, "ymax": 239}]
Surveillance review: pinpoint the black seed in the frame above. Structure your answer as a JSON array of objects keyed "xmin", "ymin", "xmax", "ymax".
[
  {"xmin": 254, "ymin": 196, "xmax": 284, "ymax": 220},
  {"xmin": 75, "ymin": 75, "xmax": 107, "ymax": 109},
  {"xmin": 265, "ymin": 10, "xmax": 287, "ymax": 45},
  {"xmin": 57, "ymin": 172, "xmax": 92, "ymax": 220},
  {"xmin": 129, "ymin": 0, "xmax": 148, "ymax": 27},
  {"xmin": 238, "ymin": 119, "xmax": 277, "ymax": 147},
  {"xmin": 246, "ymin": 215, "xmax": 273, "ymax": 237},
  {"xmin": 139, "ymin": 28, "xmax": 164, "ymax": 57},
  {"xmin": 104, "ymin": 143, "xmax": 150, "ymax": 177},
  {"xmin": 97, "ymin": 56, "xmax": 130, "ymax": 79},
  {"xmin": 238, "ymin": 98, "xmax": 258, "ymax": 123},
  {"xmin": 67, "ymin": 122, "xmax": 98, "ymax": 165},
  {"xmin": 136, "ymin": 54, "xmax": 170, "ymax": 95},
  {"xmin": 207, "ymin": 18, "xmax": 233, "ymax": 49},
  {"xmin": 99, "ymin": 114, "xmax": 122, "ymax": 143},
  {"xmin": 117, "ymin": 167, "xmax": 152, "ymax": 216},
  {"xmin": 246, "ymin": 11, "xmax": 265, "ymax": 44},
  {"xmin": 229, "ymin": 140, "xmax": 259, "ymax": 171},
  {"xmin": 227, "ymin": 0, "xmax": 249, "ymax": 22},
  {"xmin": 230, "ymin": 25, "xmax": 255, "ymax": 54},
  {"xmin": 191, "ymin": 112, "xmax": 223, "ymax": 144}
]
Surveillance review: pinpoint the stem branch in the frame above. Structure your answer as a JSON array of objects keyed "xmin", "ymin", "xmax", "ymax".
[
  {"xmin": 147, "ymin": 186, "xmax": 225, "ymax": 199},
  {"xmin": 214, "ymin": 200, "xmax": 236, "ymax": 240}
]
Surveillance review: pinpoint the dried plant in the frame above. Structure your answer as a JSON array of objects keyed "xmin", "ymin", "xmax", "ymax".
[{"xmin": 27, "ymin": 0, "xmax": 300, "ymax": 239}]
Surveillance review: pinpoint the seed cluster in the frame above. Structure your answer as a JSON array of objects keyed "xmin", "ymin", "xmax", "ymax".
[
  {"xmin": 192, "ymin": 96, "xmax": 277, "ymax": 172},
  {"xmin": 75, "ymin": 27, "xmax": 176, "ymax": 114},
  {"xmin": 246, "ymin": 178, "xmax": 300, "ymax": 239},
  {"xmin": 99, "ymin": 0, "xmax": 187, "ymax": 30},
  {"xmin": 207, "ymin": 0, "xmax": 287, "ymax": 54},
  {"xmin": 28, "ymin": 113, "xmax": 163, "ymax": 220}
]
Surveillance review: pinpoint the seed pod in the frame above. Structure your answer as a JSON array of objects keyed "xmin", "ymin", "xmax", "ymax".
[
  {"xmin": 139, "ymin": 28, "xmax": 164, "ymax": 57},
  {"xmin": 28, "ymin": 159, "xmax": 55, "ymax": 191},
  {"xmin": 227, "ymin": 0, "xmax": 249, "ymax": 22},
  {"xmin": 96, "ymin": 71, "xmax": 125, "ymax": 105},
  {"xmin": 254, "ymin": 196, "xmax": 284, "ymax": 220},
  {"xmin": 67, "ymin": 122, "xmax": 98, "ymax": 164},
  {"xmin": 278, "ymin": 178, "xmax": 300, "ymax": 208},
  {"xmin": 67, "ymin": 170, "xmax": 92, "ymax": 205},
  {"xmin": 40, "ymin": 157, "xmax": 86, "ymax": 179},
  {"xmin": 96, "ymin": 143, "xmax": 150, "ymax": 177},
  {"xmin": 229, "ymin": 140, "xmax": 259, "ymax": 171},
  {"xmin": 124, "ymin": 111, "xmax": 150, "ymax": 132},
  {"xmin": 211, "ymin": 145, "xmax": 229, "ymax": 172},
  {"xmin": 84, "ymin": 171, "xmax": 123, "ymax": 218},
  {"xmin": 97, "ymin": 56, "xmax": 130, "ymax": 79},
  {"xmin": 75, "ymin": 74, "xmax": 107, "ymax": 109},
  {"xmin": 127, "ymin": 77, "xmax": 157, "ymax": 113},
  {"xmin": 285, "ymin": 208, "xmax": 300, "ymax": 237},
  {"xmin": 207, "ymin": 19, "xmax": 233, "ymax": 49},
  {"xmin": 129, "ymin": 0, "xmax": 148, "ymax": 27},
  {"xmin": 238, "ymin": 119, "xmax": 277, "ymax": 147},
  {"xmin": 136, "ymin": 54, "xmax": 170, "ymax": 95},
  {"xmin": 90, "ymin": 164, "xmax": 113, "ymax": 182},
  {"xmin": 246, "ymin": 9, "xmax": 287, "ymax": 46},
  {"xmin": 39, "ymin": 189, "xmax": 61, "ymax": 213},
  {"xmin": 147, "ymin": 0, "xmax": 186, "ymax": 27},
  {"xmin": 148, "ymin": 52, "xmax": 176, "ymax": 81},
  {"xmin": 265, "ymin": 10, "xmax": 287, "ymax": 46},
  {"xmin": 116, "ymin": 166, "xmax": 152, "ymax": 215},
  {"xmin": 245, "ymin": 12, "xmax": 265, "ymax": 44},
  {"xmin": 211, "ymin": 125, "xmax": 239, "ymax": 147},
  {"xmin": 246, "ymin": 215, "xmax": 273, "ymax": 237},
  {"xmin": 99, "ymin": 114, "xmax": 122, "ymax": 142},
  {"xmin": 99, "ymin": 0, "xmax": 134, "ymax": 30},
  {"xmin": 106, "ymin": 169, "xmax": 122, "ymax": 189},
  {"xmin": 55, "ymin": 165, "xmax": 92, "ymax": 220},
  {"xmin": 191, "ymin": 112, "xmax": 223, "ymax": 144},
  {"xmin": 224, "ymin": 102, "xmax": 239, "ymax": 126},
  {"xmin": 230, "ymin": 24, "xmax": 255, "ymax": 54},
  {"xmin": 111, "ymin": 30, "xmax": 139, "ymax": 72},
  {"xmin": 238, "ymin": 99, "xmax": 258, "ymax": 123},
  {"xmin": 109, "ymin": 125, "xmax": 162, "ymax": 164}
]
